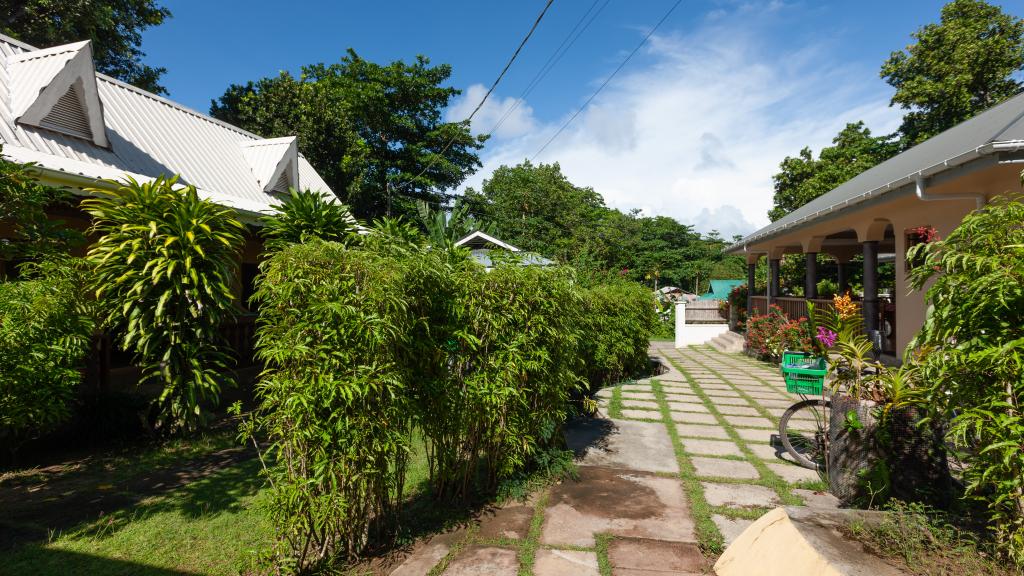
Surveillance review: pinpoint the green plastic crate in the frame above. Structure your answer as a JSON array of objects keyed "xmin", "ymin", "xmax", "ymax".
[{"xmin": 780, "ymin": 351, "xmax": 827, "ymax": 395}]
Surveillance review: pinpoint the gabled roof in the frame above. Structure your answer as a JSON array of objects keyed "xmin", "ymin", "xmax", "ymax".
[
  {"xmin": 9, "ymin": 40, "xmax": 107, "ymax": 147},
  {"xmin": 0, "ymin": 34, "xmax": 334, "ymax": 217},
  {"xmin": 699, "ymin": 279, "xmax": 743, "ymax": 301},
  {"xmin": 731, "ymin": 91, "xmax": 1024, "ymax": 250},
  {"xmin": 241, "ymin": 136, "xmax": 298, "ymax": 193},
  {"xmin": 454, "ymin": 230, "xmax": 521, "ymax": 251}
]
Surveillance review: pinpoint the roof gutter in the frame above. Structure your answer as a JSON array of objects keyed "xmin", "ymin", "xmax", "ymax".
[
  {"xmin": 728, "ymin": 140, "xmax": 1024, "ymax": 254},
  {"xmin": 914, "ymin": 174, "xmax": 986, "ymax": 210}
]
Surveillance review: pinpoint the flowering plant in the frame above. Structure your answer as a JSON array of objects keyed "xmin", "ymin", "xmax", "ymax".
[{"xmin": 745, "ymin": 304, "xmax": 813, "ymax": 361}]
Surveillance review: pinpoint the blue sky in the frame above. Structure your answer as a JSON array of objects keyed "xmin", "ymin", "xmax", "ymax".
[{"xmin": 143, "ymin": 0, "xmax": 969, "ymax": 236}]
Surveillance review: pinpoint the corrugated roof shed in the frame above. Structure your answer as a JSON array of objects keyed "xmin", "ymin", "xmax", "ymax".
[{"xmin": 0, "ymin": 34, "xmax": 334, "ymax": 216}]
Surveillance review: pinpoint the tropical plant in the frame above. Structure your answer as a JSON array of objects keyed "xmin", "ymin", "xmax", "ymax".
[
  {"xmin": 260, "ymin": 188, "xmax": 358, "ymax": 251},
  {"xmin": 0, "ymin": 258, "xmax": 95, "ymax": 459},
  {"xmin": 416, "ymin": 199, "xmax": 491, "ymax": 251},
  {"xmin": 358, "ymin": 216, "xmax": 424, "ymax": 256},
  {"xmin": 246, "ymin": 241, "xmax": 415, "ymax": 568},
  {"xmin": 907, "ymin": 193, "xmax": 1024, "ymax": 564},
  {"xmin": 83, "ymin": 176, "xmax": 245, "ymax": 433},
  {"xmin": 0, "ymin": 146, "xmax": 84, "ymax": 262}
]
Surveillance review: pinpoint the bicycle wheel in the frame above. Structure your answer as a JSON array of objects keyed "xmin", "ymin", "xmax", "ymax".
[{"xmin": 779, "ymin": 398, "xmax": 830, "ymax": 471}]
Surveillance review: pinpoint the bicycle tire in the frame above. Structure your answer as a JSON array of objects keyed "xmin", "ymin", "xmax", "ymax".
[{"xmin": 779, "ymin": 398, "xmax": 831, "ymax": 471}]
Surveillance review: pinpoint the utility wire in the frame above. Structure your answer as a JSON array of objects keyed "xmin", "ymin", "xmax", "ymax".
[
  {"xmin": 487, "ymin": 0, "xmax": 609, "ymax": 137},
  {"xmin": 391, "ymin": 0, "xmax": 555, "ymax": 200},
  {"xmin": 530, "ymin": 0, "xmax": 683, "ymax": 161}
]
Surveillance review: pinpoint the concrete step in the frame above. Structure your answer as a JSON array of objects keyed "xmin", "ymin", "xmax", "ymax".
[{"xmin": 709, "ymin": 330, "xmax": 745, "ymax": 354}]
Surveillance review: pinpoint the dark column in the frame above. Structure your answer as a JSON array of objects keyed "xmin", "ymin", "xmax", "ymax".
[
  {"xmin": 804, "ymin": 252, "xmax": 818, "ymax": 300},
  {"xmin": 769, "ymin": 258, "xmax": 780, "ymax": 301},
  {"xmin": 837, "ymin": 261, "xmax": 848, "ymax": 294},
  {"xmin": 746, "ymin": 261, "xmax": 756, "ymax": 315},
  {"xmin": 862, "ymin": 241, "xmax": 879, "ymax": 337}
]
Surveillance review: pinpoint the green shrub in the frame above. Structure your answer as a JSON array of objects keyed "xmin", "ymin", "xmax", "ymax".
[
  {"xmin": 578, "ymin": 280, "xmax": 657, "ymax": 390},
  {"xmin": 83, "ymin": 176, "xmax": 245, "ymax": 433},
  {"xmin": 744, "ymin": 304, "xmax": 813, "ymax": 361},
  {"xmin": 260, "ymin": 188, "xmax": 359, "ymax": 251},
  {"xmin": 908, "ymin": 194, "xmax": 1024, "ymax": 564},
  {"xmin": 0, "ymin": 259, "xmax": 94, "ymax": 456},
  {"xmin": 248, "ymin": 241, "xmax": 417, "ymax": 568}
]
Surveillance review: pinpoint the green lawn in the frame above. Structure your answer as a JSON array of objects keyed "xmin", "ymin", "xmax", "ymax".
[{"xmin": 0, "ymin": 427, "xmax": 436, "ymax": 576}]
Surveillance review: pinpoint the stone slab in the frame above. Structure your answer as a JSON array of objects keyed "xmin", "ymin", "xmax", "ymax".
[
  {"xmin": 690, "ymin": 456, "xmax": 759, "ymax": 479},
  {"xmin": 442, "ymin": 546, "xmax": 518, "ymax": 576},
  {"xmin": 793, "ymin": 489, "xmax": 841, "ymax": 510},
  {"xmin": 713, "ymin": 397, "xmax": 753, "ymax": 406},
  {"xmin": 666, "ymin": 401, "xmax": 709, "ymax": 413},
  {"xmin": 566, "ymin": 418, "xmax": 678, "ymax": 473},
  {"xmin": 596, "ymin": 387, "xmax": 616, "ymax": 399},
  {"xmin": 670, "ymin": 411, "xmax": 718, "ymax": 425},
  {"xmin": 608, "ymin": 538, "xmax": 704, "ymax": 574},
  {"xmin": 533, "ymin": 549, "xmax": 600, "ymax": 576},
  {"xmin": 674, "ymin": 423, "xmax": 731, "ymax": 440},
  {"xmin": 734, "ymin": 427, "xmax": 777, "ymax": 443},
  {"xmin": 714, "ymin": 405, "xmax": 761, "ymax": 417},
  {"xmin": 745, "ymin": 441, "xmax": 798, "ymax": 464},
  {"xmin": 622, "ymin": 399, "xmax": 660, "ymax": 410},
  {"xmin": 712, "ymin": 514, "xmax": 755, "ymax": 547},
  {"xmin": 765, "ymin": 462, "xmax": 823, "ymax": 484},
  {"xmin": 621, "ymin": 391, "xmax": 657, "ymax": 401},
  {"xmin": 389, "ymin": 530, "xmax": 464, "ymax": 576},
  {"xmin": 702, "ymin": 482, "xmax": 781, "ymax": 509},
  {"xmin": 621, "ymin": 408, "xmax": 663, "ymax": 421},
  {"xmin": 540, "ymin": 467, "xmax": 696, "ymax": 547},
  {"xmin": 680, "ymin": 438, "xmax": 743, "ymax": 457},
  {"xmin": 476, "ymin": 497, "xmax": 537, "ymax": 541},
  {"xmin": 722, "ymin": 415, "xmax": 774, "ymax": 429}
]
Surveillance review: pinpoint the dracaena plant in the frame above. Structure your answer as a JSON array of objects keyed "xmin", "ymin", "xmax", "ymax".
[
  {"xmin": 83, "ymin": 176, "xmax": 245, "ymax": 433},
  {"xmin": 260, "ymin": 188, "xmax": 359, "ymax": 251}
]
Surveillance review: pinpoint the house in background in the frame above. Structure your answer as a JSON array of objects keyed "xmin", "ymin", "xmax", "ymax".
[
  {"xmin": 454, "ymin": 230, "xmax": 553, "ymax": 270},
  {"xmin": 728, "ymin": 91, "xmax": 1024, "ymax": 361},
  {"xmin": 0, "ymin": 34, "xmax": 338, "ymax": 386},
  {"xmin": 699, "ymin": 279, "xmax": 743, "ymax": 301}
]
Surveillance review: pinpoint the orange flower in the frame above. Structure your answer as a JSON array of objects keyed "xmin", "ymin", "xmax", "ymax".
[{"xmin": 833, "ymin": 292, "xmax": 859, "ymax": 321}]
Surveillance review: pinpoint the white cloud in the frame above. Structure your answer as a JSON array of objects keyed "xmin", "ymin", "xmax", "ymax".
[
  {"xmin": 455, "ymin": 4, "xmax": 903, "ymax": 238},
  {"xmin": 446, "ymin": 84, "xmax": 538, "ymax": 139}
]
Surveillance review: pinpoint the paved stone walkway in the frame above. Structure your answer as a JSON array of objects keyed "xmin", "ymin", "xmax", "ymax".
[{"xmin": 388, "ymin": 344, "xmax": 838, "ymax": 575}]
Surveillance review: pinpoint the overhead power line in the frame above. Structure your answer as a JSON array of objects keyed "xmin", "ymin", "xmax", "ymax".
[
  {"xmin": 487, "ymin": 0, "xmax": 610, "ymax": 137},
  {"xmin": 388, "ymin": 0, "xmax": 555, "ymax": 211},
  {"xmin": 530, "ymin": 0, "xmax": 683, "ymax": 161}
]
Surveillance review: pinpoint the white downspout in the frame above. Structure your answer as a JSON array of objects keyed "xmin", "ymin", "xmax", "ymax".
[{"xmin": 914, "ymin": 174, "xmax": 987, "ymax": 210}]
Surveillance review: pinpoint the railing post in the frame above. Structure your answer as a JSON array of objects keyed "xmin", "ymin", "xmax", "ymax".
[{"xmin": 675, "ymin": 300, "xmax": 686, "ymax": 349}]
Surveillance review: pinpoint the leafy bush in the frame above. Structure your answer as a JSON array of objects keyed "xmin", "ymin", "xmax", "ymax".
[
  {"xmin": 907, "ymin": 194, "xmax": 1024, "ymax": 564},
  {"xmin": 816, "ymin": 278, "xmax": 839, "ymax": 298},
  {"xmin": 578, "ymin": 280, "xmax": 657, "ymax": 390},
  {"xmin": 744, "ymin": 304, "xmax": 812, "ymax": 361},
  {"xmin": 83, "ymin": 176, "xmax": 245, "ymax": 433},
  {"xmin": 248, "ymin": 241, "xmax": 415, "ymax": 568},
  {"xmin": 420, "ymin": 262, "xmax": 587, "ymax": 502},
  {"xmin": 0, "ymin": 259, "xmax": 94, "ymax": 457},
  {"xmin": 260, "ymin": 188, "xmax": 358, "ymax": 251}
]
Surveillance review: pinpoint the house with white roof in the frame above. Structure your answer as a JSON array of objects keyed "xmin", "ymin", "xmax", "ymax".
[
  {"xmin": 0, "ymin": 33, "xmax": 339, "ymax": 385},
  {"xmin": 454, "ymin": 230, "xmax": 553, "ymax": 270},
  {"xmin": 0, "ymin": 34, "xmax": 336, "ymax": 269}
]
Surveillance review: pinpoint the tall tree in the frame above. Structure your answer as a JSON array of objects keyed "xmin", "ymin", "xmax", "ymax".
[
  {"xmin": 211, "ymin": 50, "xmax": 486, "ymax": 219},
  {"xmin": 769, "ymin": 122, "xmax": 899, "ymax": 221},
  {"xmin": 882, "ymin": 0, "xmax": 1024, "ymax": 146},
  {"xmin": 1, "ymin": 0, "xmax": 171, "ymax": 94}
]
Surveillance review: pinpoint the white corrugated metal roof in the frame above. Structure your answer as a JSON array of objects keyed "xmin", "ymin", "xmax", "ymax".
[{"xmin": 0, "ymin": 34, "xmax": 334, "ymax": 216}]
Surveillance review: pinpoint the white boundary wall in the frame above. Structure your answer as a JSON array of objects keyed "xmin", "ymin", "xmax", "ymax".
[{"xmin": 675, "ymin": 301, "xmax": 729, "ymax": 347}]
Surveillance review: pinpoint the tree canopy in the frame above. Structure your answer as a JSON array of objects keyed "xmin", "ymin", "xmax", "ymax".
[
  {"xmin": 882, "ymin": 0, "xmax": 1024, "ymax": 146},
  {"xmin": 460, "ymin": 161, "xmax": 743, "ymax": 292},
  {"xmin": 211, "ymin": 50, "xmax": 486, "ymax": 220},
  {"xmin": 768, "ymin": 0, "xmax": 1024, "ymax": 222},
  {"xmin": 769, "ymin": 122, "xmax": 899, "ymax": 221},
  {"xmin": 0, "ymin": 0, "xmax": 171, "ymax": 94}
]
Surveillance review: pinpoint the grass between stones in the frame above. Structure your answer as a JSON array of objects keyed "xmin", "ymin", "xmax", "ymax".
[
  {"xmin": 650, "ymin": 379, "xmax": 725, "ymax": 555},
  {"xmin": 515, "ymin": 492, "xmax": 549, "ymax": 576},
  {"xmin": 594, "ymin": 533, "xmax": 613, "ymax": 576},
  {"xmin": 608, "ymin": 384, "xmax": 624, "ymax": 418}
]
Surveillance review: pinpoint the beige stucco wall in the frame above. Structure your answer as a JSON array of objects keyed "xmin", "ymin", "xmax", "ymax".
[{"xmin": 739, "ymin": 162, "xmax": 1021, "ymax": 359}]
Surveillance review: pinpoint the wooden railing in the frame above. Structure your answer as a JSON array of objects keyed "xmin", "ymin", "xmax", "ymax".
[
  {"xmin": 749, "ymin": 296, "xmax": 896, "ymax": 354},
  {"xmin": 682, "ymin": 299, "xmax": 728, "ymax": 323}
]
